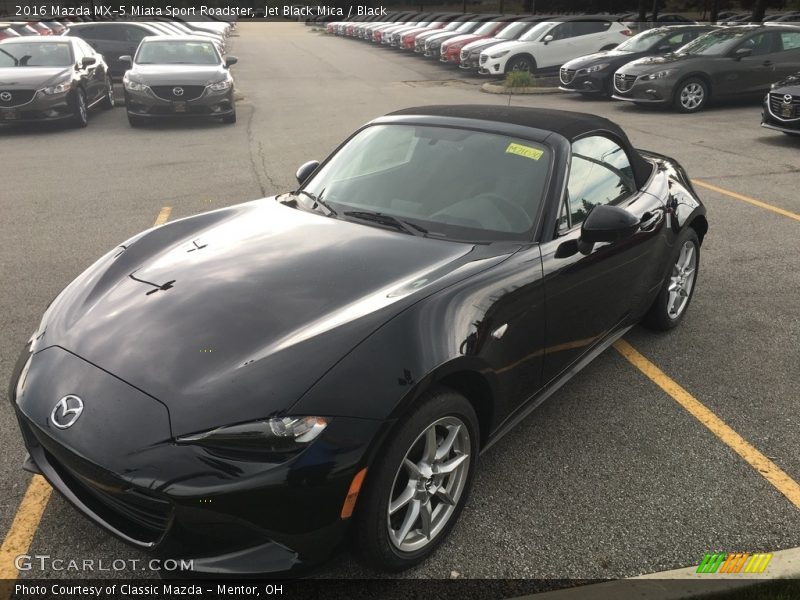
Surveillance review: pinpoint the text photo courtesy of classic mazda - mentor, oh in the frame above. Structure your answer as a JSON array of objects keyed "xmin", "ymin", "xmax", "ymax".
[{"xmin": 3, "ymin": 7, "xmax": 800, "ymax": 597}]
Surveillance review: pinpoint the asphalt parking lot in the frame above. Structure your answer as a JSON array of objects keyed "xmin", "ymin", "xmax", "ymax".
[{"xmin": 1, "ymin": 22, "xmax": 799, "ymax": 581}]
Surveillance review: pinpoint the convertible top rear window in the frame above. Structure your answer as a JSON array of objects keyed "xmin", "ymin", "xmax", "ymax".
[{"xmin": 302, "ymin": 124, "xmax": 552, "ymax": 242}]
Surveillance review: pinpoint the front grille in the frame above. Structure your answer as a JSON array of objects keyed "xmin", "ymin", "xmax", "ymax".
[
  {"xmin": 560, "ymin": 68, "xmax": 576, "ymax": 85},
  {"xmin": 614, "ymin": 73, "xmax": 637, "ymax": 93},
  {"xmin": 460, "ymin": 49, "xmax": 469, "ymax": 60},
  {"xmin": 0, "ymin": 89, "xmax": 36, "ymax": 107},
  {"xmin": 480, "ymin": 54, "xmax": 488, "ymax": 64},
  {"xmin": 150, "ymin": 85, "xmax": 205, "ymax": 102},
  {"xmin": 768, "ymin": 92, "xmax": 800, "ymax": 120}
]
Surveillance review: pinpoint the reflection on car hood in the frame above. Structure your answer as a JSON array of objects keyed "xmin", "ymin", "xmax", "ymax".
[
  {"xmin": 617, "ymin": 52, "xmax": 700, "ymax": 74},
  {"xmin": 0, "ymin": 67, "xmax": 71, "ymax": 88},
  {"xmin": 38, "ymin": 199, "xmax": 509, "ymax": 436},
  {"xmin": 128, "ymin": 64, "xmax": 227, "ymax": 85},
  {"xmin": 562, "ymin": 49, "xmax": 637, "ymax": 70},
  {"xmin": 772, "ymin": 73, "xmax": 800, "ymax": 91},
  {"xmin": 461, "ymin": 36, "xmax": 504, "ymax": 53},
  {"xmin": 480, "ymin": 39, "xmax": 524, "ymax": 56}
]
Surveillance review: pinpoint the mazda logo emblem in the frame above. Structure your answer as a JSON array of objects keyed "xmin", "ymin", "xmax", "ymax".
[
  {"xmin": 0, "ymin": 92, "xmax": 11, "ymax": 102},
  {"xmin": 784, "ymin": 94, "xmax": 793, "ymax": 104},
  {"xmin": 51, "ymin": 395, "xmax": 84, "ymax": 429},
  {"xmin": 172, "ymin": 87, "xmax": 184, "ymax": 97}
]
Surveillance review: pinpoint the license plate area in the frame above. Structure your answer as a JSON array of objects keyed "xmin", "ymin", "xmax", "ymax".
[
  {"xmin": 172, "ymin": 102, "xmax": 186, "ymax": 113},
  {"xmin": 1, "ymin": 109, "xmax": 18, "ymax": 120},
  {"xmin": 781, "ymin": 104, "xmax": 793, "ymax": 118}
]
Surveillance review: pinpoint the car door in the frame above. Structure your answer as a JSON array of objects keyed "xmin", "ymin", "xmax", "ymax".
[
  {"xmin": 772, "ymin": 30, "xmax": 800, "ymax": 79},
  {"xmin": 74, "ymin": 39, "xmax": 105, "ymax": 103},
  {"xmin": 716, "ymin": 31, "xmax": 782, "ymax": 96},
  {"xmin": 539, "ymin": 135, "xmax": 667, "ymax": 383},
  {"xmin": 535, "ymin": 22, "xmax": 579, "ymax": 68}
]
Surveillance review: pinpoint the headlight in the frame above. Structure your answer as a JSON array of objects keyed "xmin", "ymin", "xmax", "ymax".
[
  {"xmin": 123, "ymin": 78, "xmax": 149, "ymax": 92},
  {"xmin": 581, "ymin": 63, "xmax": 609, "ymax": 74},
  {"xmin": 489, "ymin": 50, "xmax": 510, "ymax": 59},
  {"xmin": 177, "ymin": 416, "xmax": 329, "ymax": 452},
  {"xmin": 644, "ymin": 70, "xmax": 671, "ymax": 80},
  {"xmin": 41, "ymin": 80, "xmax": 71, "ymax": 95},
  {"xmin": 208, "ymin": 78, "xmax": 232, "ymax": 92}
]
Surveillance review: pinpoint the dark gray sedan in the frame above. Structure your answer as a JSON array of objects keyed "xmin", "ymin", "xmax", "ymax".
[
  {"xmin": 121, "ymin": 35, "xmax": 237, "ymax": 127},
  {"xmin": 612, "ymin": 25, "xmax": 800, "ymax": 112}
]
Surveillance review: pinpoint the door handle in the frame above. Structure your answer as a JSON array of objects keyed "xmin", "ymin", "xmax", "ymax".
[
  {"xmin": 639, "ymin": 210, "xmax": 663, "ymax": 232},
  {"xmin": 762, "ymin": 60, "xmax": 773, "ymax": 67}
]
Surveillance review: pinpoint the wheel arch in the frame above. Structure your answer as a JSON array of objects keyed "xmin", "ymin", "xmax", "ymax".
[
  {"xmin": 505, "ymin": 52, "xmax": 536, "ymax": 72},
  {"xmin": 688, "ymin": 214, "xmax": 709, "ymax": 246}
]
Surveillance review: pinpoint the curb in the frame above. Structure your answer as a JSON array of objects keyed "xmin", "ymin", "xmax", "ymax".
[
  {"xmin": 481, "ymin": 82, "xmax": 561, "ymax": 95},
  {"xmin": 511, "ymin": 547, "xmax": 800, "ymax": 600}
]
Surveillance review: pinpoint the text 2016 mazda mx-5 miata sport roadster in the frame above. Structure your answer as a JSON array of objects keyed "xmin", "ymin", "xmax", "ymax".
[{"xmin": 9, "ymin": 106, "xmax": 708, "ymax": 575}]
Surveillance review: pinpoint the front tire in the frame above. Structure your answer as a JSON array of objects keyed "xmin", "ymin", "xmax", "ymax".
[
  {"xmin": 101, "ymin": 76, "xmax": 115, "ymax": 109},
  {"xmin": 355, "ymin": 388, "xmax": 479, "ymax": 571},
  {"xmin": 505, "ymin": 55, "xmax": 535, "ymax": 74},
  {"xmin": 70, "ymin": 88, "xmax": 88, "ymax": 128},
  {"xmin": 643, "ymin": 228, "xmax": 700, "ymax": 331},
  {"xmin": 673, "ymin": 78, "xmax": 709, "ymax": 113}
]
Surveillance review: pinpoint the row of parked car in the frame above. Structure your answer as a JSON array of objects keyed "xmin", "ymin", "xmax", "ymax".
[
  {"xmin": 0, "ymin": 18, "xmax": 239, "ymax": 128},
  {"xmin": 324, "ymin": 12, "xmax": 800, "ymax": 134}
]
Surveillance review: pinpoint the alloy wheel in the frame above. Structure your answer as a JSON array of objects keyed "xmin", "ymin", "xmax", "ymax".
[
  {"xmin": 387, "ymin": 416, "xmax": 470, "ymax": 553},
  {"xmin": 107, "ymin": 78, "xmax": 115, "ymax": 107},
  {"xmin": 667, "ymin": 240, "xmax": 697, "ymax": 319},
  {"xmin": 77, "ymin": 92, "xmax": 87, "ymax": 123},
  {"xmin": 680, "ymin": 83, "xmax": 704, "ymax": 111}
]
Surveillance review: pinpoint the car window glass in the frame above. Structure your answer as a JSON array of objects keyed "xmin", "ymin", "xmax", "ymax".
[
  {"xmin": 123, "ymin": 26, "xmax": 148, "ymax": 44},
  {"xmin": 0, "ymin": 42, "xmax": 73, "ymax": 67},
  {"xmin": 549, "ymin": 23, "xmax": 574, "ymax": 40},
  {"xmin": 573, "ymin": 21, "xmax": 609, "ymax": 36},
  {"xmin": 666, "ymin": 31, "xmax": 691, "ymax": 47},
  {"xmin": 779, "ymin": 32, "xmax": 800, "ymax": 51},
  {"xmin": 77, "ymin": 39, "xmax": 94, "ymax": 58},
  {"xmin": 89, "ymin": 24, "xmax": 126, "ymax": 41},
  {"xmin": 335, "ymin": 126, "xmax": 418, "ymax": 177},
  {"xmin": 739, "ymin": 32, "xmax": 776, "ymax": 56},
  {"xmin": 567, "ymin": 136, "xmax": 635, "ymax": 226}
]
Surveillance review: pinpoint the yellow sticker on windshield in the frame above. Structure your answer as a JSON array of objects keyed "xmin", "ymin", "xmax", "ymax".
[{"xmin": 506, "ymin": 143, "xmax": 543, "ymax": 161}]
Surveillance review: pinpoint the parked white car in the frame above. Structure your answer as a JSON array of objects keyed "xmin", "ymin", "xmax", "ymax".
[{"xmin": 479, "ymin": 17, "xmax": 632, "ymax": 75}]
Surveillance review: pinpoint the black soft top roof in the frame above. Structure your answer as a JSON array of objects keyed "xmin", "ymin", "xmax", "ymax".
[{"xmin": 386, "ymin": 105, "xmax": 653, "ymax": 187}]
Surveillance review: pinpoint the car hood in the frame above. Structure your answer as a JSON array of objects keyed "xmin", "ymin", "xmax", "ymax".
[
  {"xmin": 772, "ymin": 72, "xmax": 800, "ymax": 91},
  {"xmin": 443, "ymin": 33, "xmax": 483, "ymax": 49},
  {"xmin": 0, "ymin": 66, "xmax": 71, "ymax": 88},
  {"xmin": 128, "ymin": 64, "xmax": 228, "ymax": 85},
  {"xmin": 617, "ymin": 52, "xmax": 702, "ymax": 75},
  {"xmin": 462, "ymin": 37, "xmax": 504, "ymax": 53},
  {"xmin": 562, "ymin": 49, "xmax": 638, "ymax": 70},
  {"xmin": 480, "ymin": 39, "xmax": 525, "ymax": 56},
  {"xmin": 426, "ymin": 31, "xmax": 463, "ymax": 44},
  {"xmin": 36, "ymin": 199, "xmax": 509, "ymax": 436}
]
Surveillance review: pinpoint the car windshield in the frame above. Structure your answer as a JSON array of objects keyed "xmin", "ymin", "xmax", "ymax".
[
  {"xmin": 301, "ymin": 124, "xmax": 551, "ymax": 242},
  {"xmin": 0, "ymin": 42, "xmax": 72, "ymax": 67},
  {"xmin": 474, "ymin": 21, "xmax": 500, "ymax": 36},
  {"xmin": 456, "ymin": 21, "xmax": 478, "ymax": 33},
  {"xmin": 496, "ymin": 20, "xmax": 534, "ymax": 40},
  {"xmin": 444, "ymin": 21, "xmax": 464, "ymax": 31},
  {"xmin": 616, "ymin": 28, "xmax": 671, "ymax": 52},
  {"xmin": 677, "ymin": 29, "xmax": 749, "ymax": 55},
  {"xmin": 135, "ymin": 41, "xmax": 219, "ymax": 65},
  {"xmin": 519, "ymin": 22, "xmax": 555, "ymax": 42}
]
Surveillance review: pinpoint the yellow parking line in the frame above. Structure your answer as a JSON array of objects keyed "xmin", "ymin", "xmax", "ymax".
[
  {"xmin": 614, "ymin": 339, "xmax": 800, "ymax": 509},
  {"xmin": 0, "ymin": 475, "xmax": 52, "ymax": 580},
  {"xmin": 153, "ymin": 206, "xmax": 173, "ymax": 226},
  {"xmin": 0, "ymin": 207, "xmax": 175, "ymax": 585},
  {"xmin": 692, "ymin": 179, "xmax": 800, "ymax": 223}
]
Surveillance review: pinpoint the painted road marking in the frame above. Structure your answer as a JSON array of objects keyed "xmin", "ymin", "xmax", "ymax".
[
  {"xmin": 614, "ymin": 339, "xmax": 800, "ymax": 510},
  {"xmin": 692, "ymin": 180, "xmax": 800, "ymax": 223},
  {"xmin": 0, "ymin": 207, "xmax": 174, "ymax": 585},
  {"xmin": 153, "ymin": 206, "xmax": 173, "ymax": 226}
]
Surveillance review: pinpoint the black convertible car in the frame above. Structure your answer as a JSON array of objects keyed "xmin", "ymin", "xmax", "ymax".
[{"xmin": 9, "ymin": 106, "xmax": 707, "ymax": 575}]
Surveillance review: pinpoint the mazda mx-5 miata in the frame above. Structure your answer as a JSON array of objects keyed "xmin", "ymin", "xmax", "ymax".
[{"xmin": 9, "ymin": 106, "xmax": 708, "ymax": 575}]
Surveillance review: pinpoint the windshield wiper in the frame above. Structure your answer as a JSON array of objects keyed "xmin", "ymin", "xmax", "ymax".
[
  {"xmin": 343, "ymin": 211, "xmax": 428, "ymax": 237},
  {"xmin": 292, "ymin": 189, "xmax": 337, "ymax": 217}
]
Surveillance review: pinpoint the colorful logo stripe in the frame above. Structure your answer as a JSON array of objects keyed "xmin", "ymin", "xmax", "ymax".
[{"xmin": 696, "ymin": 553, "xmax": 772, "ymax": 574}]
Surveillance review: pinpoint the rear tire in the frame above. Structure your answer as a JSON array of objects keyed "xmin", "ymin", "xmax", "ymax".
[
  {"xmin": 354, "ymin": 388, "xmax": 479, "ymax": 571},
  {"xmin": 642, "ymin": 228, "xmax": 700, "ymax": 331}
]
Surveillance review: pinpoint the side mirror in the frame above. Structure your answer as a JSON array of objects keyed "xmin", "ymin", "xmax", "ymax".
[
  {"xmin": 81, "ymin": 56, "xmax": 96, "ymax": 67},
  {"xmin": 119, "ymin": 55, "xmax": 133, "ymax": 66},
  {"xmin": 543, "ymin": 34, "xmax": 554, "ymax": 44},
  {"xmin": 733, "ymin": 47, "xmax": 752, "ymax": 59},
  {"xmin": 224, "ymin": 55, "xmax": 238, "ymax": 67},
  {"xmin": 295, "ymin": 160, "xmax": 320, "ymax": 185},
  {"xmin": 580, "ymin": 204, "xmax": 640, "ymax": 244}
]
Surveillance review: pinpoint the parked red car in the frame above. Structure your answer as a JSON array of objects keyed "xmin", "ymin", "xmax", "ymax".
[{"xmin": 440, "ymin": 18, "xmax": 522, "ymax": 64}]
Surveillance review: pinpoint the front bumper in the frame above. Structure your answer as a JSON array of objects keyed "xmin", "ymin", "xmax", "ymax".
[
  {"xmin": 124, "ymin": 86, "xmax": 235, "ymax": 119},
  {"xmin": 559, "ymin": 70, "xmax": 610, "ymax": 94},
  {"xmin": 761, "ymin": 95, "xmax": 800, "ymax": 134},
  {"xmin": 11, "ymin": 346, "xmax": 387, "ymax": 576},
  {"xmin": 611, "ymin": 75, "xmax": 673, "ymax": 104},
  {"xmin": 0, "ymin": 89, "xmax": 75, "ymax": 123},
  {"xmin": 478, "ymin": 56, "xmax": 506, "ymax": 75}
]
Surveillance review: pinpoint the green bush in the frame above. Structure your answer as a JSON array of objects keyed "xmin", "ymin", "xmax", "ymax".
[{"xmin": 504, "ymin": 71, "xmax": 535, "ymax": 89}]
